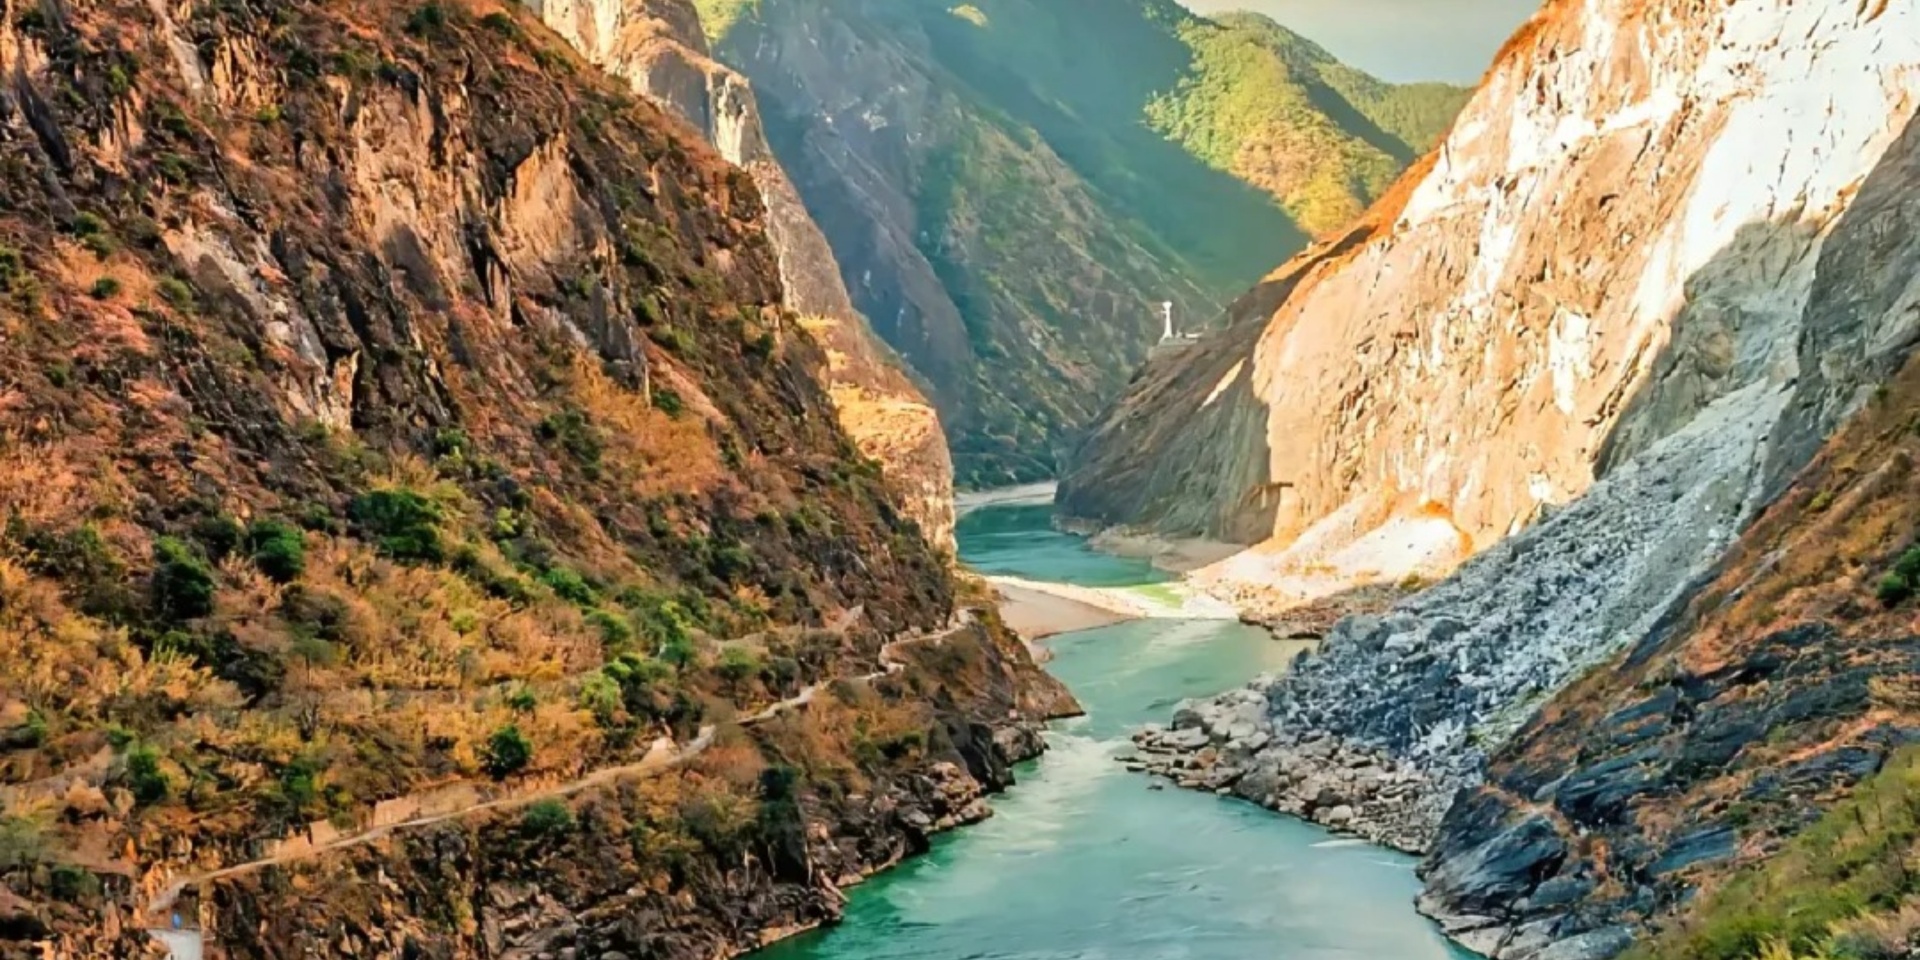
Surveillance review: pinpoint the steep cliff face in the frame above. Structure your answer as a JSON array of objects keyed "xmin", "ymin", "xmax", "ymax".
[
  {"xmin": 1068, "ymin": 1, "xmax": 1920, "ymax": 955},
  {"xmin": 524, "ymin": 0, "xmax": 956, "ymax": 549},
  {"xmin": 705, "ymin": 0, "xmax": 1462, "ymax": 486},
  {"xmin": 1428, "ymin": 342, "xmax": 1920, "ymax": 960},
  {"xmin": 0, "ymin": 0, "xmax": 1060, "ymax": 953}
]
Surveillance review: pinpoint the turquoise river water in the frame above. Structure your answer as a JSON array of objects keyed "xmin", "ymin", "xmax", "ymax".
[{"xmin": 757, "ymin": 503, "xmax": 1474, "ymax": 960}]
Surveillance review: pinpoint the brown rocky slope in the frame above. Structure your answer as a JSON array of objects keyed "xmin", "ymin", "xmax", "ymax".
[
  {"xmin": 0, "ymin": 0, "xmax": 1065, "ymax": 954},
  {"xmin": 523, "ymin": 0, "xmax": 957, "ymax": 550}
]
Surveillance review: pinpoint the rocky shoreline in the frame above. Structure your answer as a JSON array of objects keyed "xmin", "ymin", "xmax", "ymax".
[{"xmin": 1123, "ymin": 683, "xmax": 1443, "ymax": 855}]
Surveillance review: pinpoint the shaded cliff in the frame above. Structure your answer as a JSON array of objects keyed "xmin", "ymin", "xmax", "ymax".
[
  {"xmin": 524, "ymin": 0, "xmax": 956, "ymax": 549},
  {"xmin": 0, "ymin": 0, "xmax": 1062, "ymax": 953},
  {"xmin": 703, "ymin": 0, "xmax": 1463, "ymax": 486}
]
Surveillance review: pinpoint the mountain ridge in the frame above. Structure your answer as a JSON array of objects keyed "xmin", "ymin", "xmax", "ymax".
[{"xmin": 697, "ymin": 0, "xmax": 1466, "ymax": 486}]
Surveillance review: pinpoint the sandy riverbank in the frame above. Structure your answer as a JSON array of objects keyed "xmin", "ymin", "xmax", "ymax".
[
  {"xmin": 992, "ymin": 581, "xmax": 1133, "ymax": 640},
  {"xmin": 954, "ymin": 482, "xmax": 1057, "ymax": 516}
]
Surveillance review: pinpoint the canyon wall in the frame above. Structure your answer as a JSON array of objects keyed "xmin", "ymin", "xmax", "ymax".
[
  {"xmin": 0, "ymin": 0, "xmax": 1060, "ymax": 951},
  {"xmin": 526, "ymin": 0, "xmax": 957, "ymax": 549},
  {"xmin": 704, "ymin": 0, "xmax": 1464, "ymax": 486},
  {"xmin": 1083, "ymin": 0, "xmax": 1920, "ymax": 957}
]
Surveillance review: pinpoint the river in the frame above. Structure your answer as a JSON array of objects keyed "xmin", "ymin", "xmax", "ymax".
[{"xmin": 757, "ymin": 504, "xmax": 1474, "ymax": 960}]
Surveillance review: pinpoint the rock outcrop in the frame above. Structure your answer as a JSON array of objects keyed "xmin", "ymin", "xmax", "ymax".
[
  {"xmin": 1071, "ymin": 0, "xmax": 1920, "ymax": 955},
  {"xmin": 525, "ymin": 0, "xmax": 956, "ymax": 549}
]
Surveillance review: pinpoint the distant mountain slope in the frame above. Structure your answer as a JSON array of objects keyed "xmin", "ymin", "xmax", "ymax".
[
  {"xmin": 1147, "ymin": 11, "xmax": 1471, "ymax": 233},
  {"xmin": 697, "ymin": 0, "xmax": 1466, "ymax": 486}
]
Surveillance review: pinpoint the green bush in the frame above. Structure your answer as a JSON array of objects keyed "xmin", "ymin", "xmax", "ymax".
[
  {"xmin": 506, "ymin": 685, "xmax": 538, "ymax": 714},
  {"xmin": 349, "ymin": 489, "xmax": 445, "ymax": 563},
  {"xmin": 151, "ymin": 537, "xmax": 216, "ymax": 622},
  {"xmin": 405, "ymin": 2, "xmax": 450, "ymax": 36},
  {"xmin": 156, "ymin": 276, "xmax": 195, "ymax": 311},
  {"xmin": 483, "ymin": 724, "xmax": 533, "ymax": 780},
  {"xmin": 541, "ymin": 567, "xmax": 596, "ymax": 605},
  {"xmin": 587, "ymin": 609, "xmax": 634, "ymax": 649},
  {"xmin": 715, "ymin": 647, "xmax": 761, "ymax": 689},
  {"xmin": 652, "ymin": 387, "xmax": 685, "ymax": 418},
  {"xmin": 1878, "ymin": 572, "xmax": 1913, "ymax": 607},
  {"xmin": 710, "ymin": 543, "xmax": 753, "ymax": 582},
  {"xmin": 246, "ymin": 519, "xmax": 306, "ymax": 583},
  {"xmin": 125, "ymin": 745, "xmax": 170, "ymax": 805},
  {"xmin": 520, "ymin": 799, "xmax": 573, "ymax": 836},
  {"xmin": 480, "ymin": 11, "xmax": 520, "ymax": 36},
  {"xmin": 48, "ymin": 864, "xmax": 100, "ymax": 902},
  {"xmin": 537, "ymin": 409, "xmax": 604, "ymax": 469},
  {"xmin": 578, "ymin": 672, "xmax": 623, "ymax": 725},
  {"xmin": 89, "ymin": 277, "xmax": 121, "ymax": 300}
]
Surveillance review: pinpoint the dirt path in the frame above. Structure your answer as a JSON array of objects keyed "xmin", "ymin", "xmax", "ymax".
[{"xmin": 144, "ymin": 608, "xmax": 975, "ymax": 955}]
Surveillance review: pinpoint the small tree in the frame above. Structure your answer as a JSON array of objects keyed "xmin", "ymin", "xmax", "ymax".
[
  {"xmin": 246, "ymin": 520, "xmax": 306, "ymax": 583},
  {"xmin": 520, "ymin": 799, "xmax": 573, "ymax": 837},
  {"xmin": 151, "ymin": 537, "xmax": 215, "ymax": 622},
  {"xmin": 715, "ymin": 647, "xmax": 761, "ymax": 693},
  {"xmin": 484, "ymin": 724, "xmax": 533, "ymax": 780},
  {"xmin": 125, "ymin": 745, "xmax": 171, "ymax": 805}
]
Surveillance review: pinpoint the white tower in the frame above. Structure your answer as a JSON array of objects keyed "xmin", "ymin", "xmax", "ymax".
[{"xmin": 1161, "ymin": 301, "xmax": 1174, "ymax": 341}]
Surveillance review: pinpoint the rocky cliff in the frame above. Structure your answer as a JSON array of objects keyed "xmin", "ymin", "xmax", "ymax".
[
  {"xmin": 0, "ymin": 0, "xmax": 1064, "ymax": 953},
  {"xmin": 1073, "ymin": 0, "xmax": 1920, "ymax": 956},
  {"xmin": 702, "ymin": 0, "xmax": 1464, "ymax": 486},
  {"xmin": 523, "ymin": 0, "xmax": 956, "ymax": 549}
]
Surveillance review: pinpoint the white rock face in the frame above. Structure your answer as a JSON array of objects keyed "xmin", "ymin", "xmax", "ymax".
[{"xmin": 1073, "ymin": 1, "xmax": 1920, "ymax": 950}]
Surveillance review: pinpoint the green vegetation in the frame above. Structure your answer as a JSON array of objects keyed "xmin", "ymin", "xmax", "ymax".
[
  {"xmin": 349, "ymin": 488, "xmax": 446, "ymax": 563},
  {"xmin": 1876, "ymin": 547, "xmax": 1920, "ymax": 607},
  {"xmin": 124, "ymin": 745, "xmax": 171, "ymax": 806},
  {"xmin": 1144, "ymin": 12, "xmax": 1468, "ymax": 234},
  {"xmin": 702, "ymin": 0, "xmax": 1464, "ymax": 484},
  {"xmin": 484, "ymin": 724, "xmax": 534, "ymax": 780},
  {"xmin": 521, "ymin": 799, "xmax": 574, "ymax": 836},
  {"xmin": 1631, "ymin": 747, "xmax": 1920, "ymax": 960},
  {"xmin": 246, "ymin": 519, "xmax": 306, "ymax": 583},
  {"xmin": 694, "ymin": 0, "xmax": 760, "ymax": 44},
  {"xmin": 150, "ymin": 537, "xmax": 215, "ymax": 622}
]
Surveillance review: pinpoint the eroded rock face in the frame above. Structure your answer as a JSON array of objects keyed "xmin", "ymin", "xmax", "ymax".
[
  {"xmin": 1076, "ymin": 1, "xmax": 1920, "ymax": 955},
  {"xmin": 525, "ymin": 0, "xmax": 957, "ymax": 549}
]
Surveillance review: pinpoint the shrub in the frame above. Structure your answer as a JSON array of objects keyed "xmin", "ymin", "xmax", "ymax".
[
  {"xmin": 405, "ymin": 2, "xmax": 449, "ymax": 36},
  {"xmin": 483, "ymin": 725, "xmax": 533, "ymax": 779},
  {"xmin": 89, "ymin": 277, "xmax": 121, "ymax": 299},
  {"xmin": 587, "ymin": 609, "xmax": 634, "ymax": 649},
  {"xmin": 521, "ymin": 799, "xmax": 573, "ymax": 836},
  {"xmin": 1878, "ymin": 572, "xmax": 1913, "ymax": 607},
  {"xmin": 349, "ymin": 489, "xmax": 444, "ymax": 563},
  {"xmin": 541, "ymin": 567, "xmax": 596, "ymax": 606},
  {"xmin": 0, "ymin": 817, "xmax": 46, "ymax": 870},
  {"xmin": 710, "ymin": 543, "xmax": 753, "ymax": 582},
  {"xmin": 578, "ymin": 672, "xmax": 622, "ymax": 725},
  {"xmin": 48, "ymin": 864, "xmax": 100, "ymax": 903},
  {"xmin": 480, "ymin": 11, "xmax": 520, "ymax": 36},
  {"xmin": 246, "ymin": 519, "xmax": 306, "ymax": 583},
  {"xmin": 537, "ymin": 409, "xmax": 604, "ymax": 469},
  {"xmin": 652, "ymin": 387, "xmax": 685, "ymax": 418},
  {"xmin": 125, "ymin": 745, "xmax": 170, "ymax": 805},
  {"xmin": 715, "ymin": 647, "xmax": 761, "ymax": 690},
  {"xmin": 156, "ymin": 276, "xmax": 195, "ymax": 311},
  {"xmin": 1876, "ymin": 548, "xmax": 1920, "ymax": 607},
  {"xmin": 151, "ymin": 537, "xmax": 216, "ymax": 622},
  {"xmin": 506, "ymin": 686, "xmax": 538, "ymax": 714}
]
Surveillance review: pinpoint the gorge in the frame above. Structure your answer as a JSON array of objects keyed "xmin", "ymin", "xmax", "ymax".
[{"xmin": 7, "ymin": 0, "xmax": 1920, "ymax": 958}]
